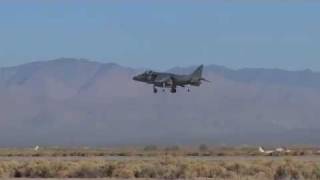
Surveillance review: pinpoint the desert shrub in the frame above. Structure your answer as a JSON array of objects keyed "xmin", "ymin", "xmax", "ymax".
[
  {"xmin": 294, "ymin": 161, "xmax": 315, "ymax": 179},
  {"xmin": 31, "ymin": 153, "xmax": 41, "ymax": 157},
  {"xmin": 0, "ymin": 161, "xmax": 19, "ymax": 177},
  {"xmin": 50, "ymin": 162, "xmax": 70, "ymax": 178},
  {"xmin": 129, "ymin": 163, "xmax": 143, "ymax": 178},
  {"xmin": 274, "ymin": 165, "xmax": 290, "ymax": 180},
  {"xmin": 99, "ymin": 162, "xmax": 117, "ymax": 177},
  {"xmin": 144, "ymin": 145, "xmax": 158, "ymax": 151},
  {"xmin": 225, "ymin": 162, "xmax": 249, "ymax": 176},
  {"xmin": 192, "ymin": 162, "xmax": 211, "ymax": 177},
  {"xmin": 113, "ymin": 168, "xmax": 135, "ymax": 178},
  {"xmin": 250, "ymin": 162, "xmax": 273, "ymax": 178},
  {"xmin": 95, "ymin": 152, "xmax": 106, "ymax": 156},
  {"xmin": 0, "ymin": 156, "xmax": 320, "ymax": 179},
  {"xmin": 0, "ymin": 165, "xmax": 5, "ymax": 177},
  {"xmin": 150, "ymin": 156, "xmax": 194, "ymax": 179},
  {"xmin": 111, "ymin": 162, "xmax": 135, "ymax": 178},
  {"xmin": 155, "ymin": 163, "xmax": 179, "ymax": 179},
  {"xmin": 136, "ymin": 163, "xmax": 157, "ymax": 178},
  {"xmin": 274, "ymin": 162, "xmax": 301, "ymax": 180},
  {"xmin": 177, "ymin": 162, "xmax": 197, "ymax": 178},
  {"xmin": 199, "ymin": 144, "xmax": 209, "ymax": 152},
  {"xmin": 116, "ymin": 152, "xmax": 132, "ymax": 156},
  {"xmin": 312, "ymin": 165, "xmax": 320, "ymax": 179},
  {"xmin": 165, "ymin": 145, "xmax": 180, "ymax": 151},
  {"xmin": 187, "ymin": 152, "xmax": 200, "ymax": 156},
  {"xmin": 69, "ymin": 161, "xmax": 109, "ymax": 178},
  {"xmin": 217, "ymin": 152, "xmax": 226, "ymax": 156},
  {"xmin": 208, "ymin": 163, "xmax": 231, "ymax": 178},
  {"xmin": 19, "ymin": 160, "xmax": 57, "ymax": 178}
]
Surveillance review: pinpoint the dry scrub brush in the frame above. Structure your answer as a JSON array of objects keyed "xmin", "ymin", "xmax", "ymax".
[
  {"xmin": 0, "ymin": 146, "xmax": 318, "ymax": 157},
  {"xmin": 0, "ymin": 157, "xmax": 319, "ymax": 179}
]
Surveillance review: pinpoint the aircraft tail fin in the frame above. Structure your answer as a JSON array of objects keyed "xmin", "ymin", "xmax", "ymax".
[
  {"xmin": 189, "ymin": 65, "xmax": 210, "ymax": 86},
  {"xmin": 259, "ymin": 146, "xmax": 265, "ymax": 153},
  {"xmin": 191, "ymin": 65, "xmax": 204, "ymax": 79}
]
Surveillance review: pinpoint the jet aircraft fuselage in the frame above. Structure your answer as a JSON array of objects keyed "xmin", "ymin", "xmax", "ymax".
[{"xmin": 133, "ymin": 65, "xmax": 209, "ymax": 93}]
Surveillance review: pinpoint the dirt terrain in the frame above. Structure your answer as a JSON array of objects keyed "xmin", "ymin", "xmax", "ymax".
[
  {"xmin": 1, "ymin": 147, "xmax": 320, "ymax": 179},
  {"xmin": 0, "ymin": 156, "xmax": 319, "ymax": 179},
  {"xmin": 1, "ymin": 155, "xmax": 320, "ymax": 162}
]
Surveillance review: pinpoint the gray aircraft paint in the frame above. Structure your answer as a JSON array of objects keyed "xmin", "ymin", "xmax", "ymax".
[{"xmin": 133, "ymin": 65, "xmax": 209, "ymax": 93}]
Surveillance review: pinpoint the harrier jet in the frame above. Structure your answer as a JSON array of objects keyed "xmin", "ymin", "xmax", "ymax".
[{"xmin": 133, "ymin": 65, "xmax": 210, "ymax": 93}]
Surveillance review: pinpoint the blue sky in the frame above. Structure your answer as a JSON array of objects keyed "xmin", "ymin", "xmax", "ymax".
[{"xmin": 0, "ymin": 1, "xmax": 319, "ymax": 70}]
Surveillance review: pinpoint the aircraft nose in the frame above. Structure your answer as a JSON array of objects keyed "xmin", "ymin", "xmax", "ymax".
[
  {"xmin": 133, "ymin": 76, "xmax": 139, "ymax": 81},
  {"xmin": 133, "ymin": 74, "xmax": 145, "ymax": 82}
]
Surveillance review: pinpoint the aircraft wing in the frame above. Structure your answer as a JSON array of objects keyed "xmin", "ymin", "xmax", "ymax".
[{"xmin": 154, "ymin": 75, "xmax": 172, "ymax": 84}]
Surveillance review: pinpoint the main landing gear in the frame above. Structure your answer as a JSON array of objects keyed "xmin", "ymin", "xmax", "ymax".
[
  {"xmin": 152, "ymin": 85, "xmax": 180, "ymax": 94},
  {"xmin": 153, "ymin": 86, "xmax": 158, "ymax": 93},
  {"xmin": 153, "ymin": 87, "xmax": 175, "ymax": 93},
  {"xmin": 154, "ymin": 83, "xmax": 166, "ymax": 93},
  {"xmin": 153, "ymin": 87, "xmax": 176, "ymax": 93},
  {"xmin": 153, "ymin": 87, "xmax": 191, "ymax": 93},
  {"xmin": 170, "ymin": 88, "xmax": 177, "ymax": 93},
  {"xmin": 153, "ymin": 87, "xmax": 190, "ymax": 93}
]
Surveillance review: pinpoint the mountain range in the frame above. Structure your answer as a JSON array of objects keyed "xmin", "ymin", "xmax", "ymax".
[{"xmin": 1, "ymin": 58, "xmax": 320, "ymax": 146}]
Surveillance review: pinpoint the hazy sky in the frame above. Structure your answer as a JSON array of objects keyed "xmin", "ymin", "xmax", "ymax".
[{"xmin": 0, "ymin": 1, "xmax": 319, "ymax": 70}]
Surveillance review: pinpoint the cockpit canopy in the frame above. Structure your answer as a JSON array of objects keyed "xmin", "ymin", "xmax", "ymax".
[
  {"xmin": 143, "ymin": 70, "xmax": 154, "ymax": 76},
  {"xmin": 133, "ymin": 70, "xmax": 157, "ymax": 82}
]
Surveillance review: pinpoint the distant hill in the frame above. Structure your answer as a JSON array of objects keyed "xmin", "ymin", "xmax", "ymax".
[{"xmin": 0, "ymin": 58, "xmax": 320, "ymax": 146}]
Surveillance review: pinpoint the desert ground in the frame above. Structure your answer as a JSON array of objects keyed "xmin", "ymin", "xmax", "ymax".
[{"xmin": 0, "ymin": 146, "xmax": 320, "ymax": 179}]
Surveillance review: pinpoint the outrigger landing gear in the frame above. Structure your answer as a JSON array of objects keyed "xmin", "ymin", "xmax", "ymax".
[
  {"xmin": 170, "ymin": 83, "xmax": 177, "ymax": 93},
  {"xmin": 162, "ymin": 83, "xmax": 166, "ymax": 92}
]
